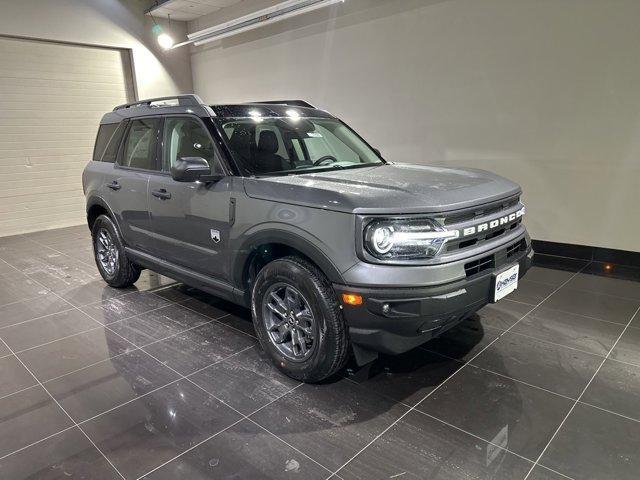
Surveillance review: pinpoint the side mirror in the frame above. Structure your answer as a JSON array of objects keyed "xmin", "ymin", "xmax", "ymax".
[{"xmin": 171, "ymin": 157, "xmax": 212, "ymax": 182}]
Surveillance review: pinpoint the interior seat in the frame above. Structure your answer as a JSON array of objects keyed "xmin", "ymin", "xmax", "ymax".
[{"xmin": 253, "ymin": 130, "xmax": 286, "ymax": 173}]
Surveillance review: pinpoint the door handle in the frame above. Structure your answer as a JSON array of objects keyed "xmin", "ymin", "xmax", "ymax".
[
  {"xmin": 106, "ymin": 181, "xmax": 121, "ymax": 191},
  {"xmin": 151, "ymin": 188, "xmax": 172, "ymax": 200}
]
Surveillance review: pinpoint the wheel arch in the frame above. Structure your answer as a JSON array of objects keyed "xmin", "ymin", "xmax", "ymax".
[
  {"xmin": 86, "ymin": 196, "xmax": 123, "ymax": 237},
  {"xmin": 233, "ymin": 230, "xmax": 344, "ymax": 305}
]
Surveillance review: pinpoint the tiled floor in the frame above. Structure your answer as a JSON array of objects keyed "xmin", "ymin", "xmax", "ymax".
[{"xmin": 0, "ymin": 225, "xmax": 639, "ymax": 479}]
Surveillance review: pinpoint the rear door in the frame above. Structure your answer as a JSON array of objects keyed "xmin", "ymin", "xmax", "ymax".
[
  {"xmin": 103, "ymin": 117, "xmax": 160, "ymax": 251},
  {"xmin": 148, "ymin": 116, "xmax": 232, "ymax": 281}
]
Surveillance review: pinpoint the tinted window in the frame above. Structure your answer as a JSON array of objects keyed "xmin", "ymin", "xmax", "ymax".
[
  {"xmin": 121, "ymin": 118, "xmax": 159, "ymax": 170},
  {"xmin": 100, "ymin": 122, "xmax": 126, "ymax": 163},
  {"xmin": 93, "ymin": 123, "xmax": 118, "ymax": 161},
  {"xmin": 163, "ymin": 117, "xmax": 223, "ymax": 174}
]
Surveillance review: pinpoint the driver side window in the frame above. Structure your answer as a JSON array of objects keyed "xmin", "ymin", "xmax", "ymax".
[{"xmin": 163, "ymin": 117, "xmax": 223, "ymax": 174}]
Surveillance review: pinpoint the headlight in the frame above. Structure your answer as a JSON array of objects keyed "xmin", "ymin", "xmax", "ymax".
[{"xmin": 364, "ymin": 218, "xmax": 458, "ymax": 259}]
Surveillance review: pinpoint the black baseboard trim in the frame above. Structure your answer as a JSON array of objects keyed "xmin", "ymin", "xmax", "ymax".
[{"xmin": 532, "ymin": 240, "xmax": 640, "ymax": 267}]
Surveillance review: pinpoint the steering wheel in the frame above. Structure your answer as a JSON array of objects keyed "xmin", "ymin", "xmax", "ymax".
[{"xmin": 313, "ymin": 155, "xmax": 338, "ymax": 166}]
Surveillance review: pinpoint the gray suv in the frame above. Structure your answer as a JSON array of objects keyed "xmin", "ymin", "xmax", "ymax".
[{"xmin": 83, "ymin": 95, "xmax": 532, "ymax": 382}]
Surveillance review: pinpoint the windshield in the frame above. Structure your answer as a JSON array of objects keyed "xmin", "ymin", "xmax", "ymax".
[{"xmin": 214, "ymin": 117, "xmax": 383, "ymax": 175}]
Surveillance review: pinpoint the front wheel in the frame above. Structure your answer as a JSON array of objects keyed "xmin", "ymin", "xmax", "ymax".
[
  {"xmin": 92, "ymin": 214, "xmax": 141, "ymax": 288},
  {"xmin": 251, "ymin": 256, "xmax": 349, "ymax": 383}
]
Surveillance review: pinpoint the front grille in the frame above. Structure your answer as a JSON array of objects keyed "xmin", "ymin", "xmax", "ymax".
[
  {"xmin": 507, "ymin": 239, "xmax": 527, "ymax": 258},
  {"xmin": 444, "ymin": 195, "xmax": 523, "ymax": 253},
  {"xmin": 464, "ymin": 255, "xmax": 495, "ymax": 277}
]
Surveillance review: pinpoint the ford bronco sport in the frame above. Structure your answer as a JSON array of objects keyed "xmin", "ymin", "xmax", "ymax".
[{"xmin": 83, "ymin": 95, "xmax": 533, "ymax": 382}]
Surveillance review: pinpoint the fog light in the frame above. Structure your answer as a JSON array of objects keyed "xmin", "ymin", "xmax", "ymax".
[
  {"xmin": 342, "ymin": 293, "xmax": 363, "ymax": 306},
  {"xmin": 382, "ymin": 303, "xmax": 390, "ymax": 314}
]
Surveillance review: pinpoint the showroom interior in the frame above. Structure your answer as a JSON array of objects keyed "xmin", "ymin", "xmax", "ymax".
[{"xmin": 0, "ymin": 0, "xmax": 639, "ymax": 478}]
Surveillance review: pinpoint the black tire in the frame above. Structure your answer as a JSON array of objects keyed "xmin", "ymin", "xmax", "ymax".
[
  {"xmin": 91, "ymin": 214, "xmax": 141, "ymax": 288},
  {"xmin": 251, "ymin": 256, "xmax": 349, "ymax": 383}
]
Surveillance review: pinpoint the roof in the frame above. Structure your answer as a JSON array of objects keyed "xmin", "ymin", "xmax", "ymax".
[
  {"xmin": 100, "ymin": 95, "xmax": 333, "ymax": 124},
  {"xmin": 210, "ymin": 103, "xmax": 335, "ymax": 119}
]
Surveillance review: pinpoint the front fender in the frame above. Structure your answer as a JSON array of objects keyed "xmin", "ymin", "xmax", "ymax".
[{"xmin": 231, "ymin": 226, "xmax": 345, "ymax": 288}]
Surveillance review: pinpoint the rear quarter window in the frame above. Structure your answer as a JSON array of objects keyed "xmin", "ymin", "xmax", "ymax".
[{"xmin": 95, "ymin": 122, "xmax": 126, "ymax": 163}]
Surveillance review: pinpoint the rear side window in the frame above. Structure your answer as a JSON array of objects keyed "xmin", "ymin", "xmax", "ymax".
[
  {"xmin": 93, "ymin": 123, "xmax": 118, "ymax": 161},
  {"xmin": 120, "ymin": 118, "xmax": 160, "ymax": 170},
  {"xmin": 98, "ymin": 122, "xmax": 126, "ymax": 163}
]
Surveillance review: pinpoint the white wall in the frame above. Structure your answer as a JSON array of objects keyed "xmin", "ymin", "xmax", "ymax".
[
  {"xmin": 189, "ymin": 0, "xmax": 640, "ymax": 252},
  {"xmin": 0, "ymin": 0, "xmax": 192, "ymax": 99}
]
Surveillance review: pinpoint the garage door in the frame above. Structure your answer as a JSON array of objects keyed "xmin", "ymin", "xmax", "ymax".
[{"xmin": 0, "ymin": 36, "xmax": 135, "ymax": 236}]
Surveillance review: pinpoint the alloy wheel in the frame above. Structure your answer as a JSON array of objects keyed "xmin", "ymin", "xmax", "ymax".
[
  {"xmin": 262, "ymin": 283, "xmax": 316, "ymax": 361},
  {"xmin": 96, "ymin": 228, "xmax": 118, "ymax": 276}
]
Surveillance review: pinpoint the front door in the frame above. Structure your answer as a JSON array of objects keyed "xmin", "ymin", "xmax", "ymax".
[{"xmin": 148, "ymin": 116, "xmax": 232, "ymax": 282}]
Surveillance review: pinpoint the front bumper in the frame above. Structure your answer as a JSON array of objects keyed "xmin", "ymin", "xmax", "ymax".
[{"xmin": 334, "ymin": 243, "xmax": 533, "ymax": 355}]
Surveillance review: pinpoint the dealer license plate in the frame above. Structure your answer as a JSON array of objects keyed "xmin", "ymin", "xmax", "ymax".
[{"xmin": 494, "ymin": 264, "xmax": 519, "ymax": 302}]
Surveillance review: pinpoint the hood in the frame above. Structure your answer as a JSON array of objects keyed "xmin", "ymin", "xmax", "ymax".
[{"xmin": 243, "ymin": 163, "xmax": 521, "ymax": 214}]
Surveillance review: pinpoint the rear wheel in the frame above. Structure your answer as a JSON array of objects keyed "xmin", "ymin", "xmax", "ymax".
[
  {"xmin": 92, "ymin": 214, "xmax": 141, "ymax": 288},
  {"xmin": 251, "ymin": 256, "xmax": 349, "ymax": 382}
]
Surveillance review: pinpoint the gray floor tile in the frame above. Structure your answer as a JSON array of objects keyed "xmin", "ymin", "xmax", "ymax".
[
  {"xmin": 0, "ymin": 275, "xmax": 47, "ymax": 307},
  {"xmin": 471, "ymin": 331, "xmax": 602, "ymax": 398},
  {"xmin": 609, "ymin": 326, "xmax": 640, "ymax": 367},
  {"xmin": 544, "ymin": 288, "xmax": 639, "ymax": 324},
  {"xmin": 0, "ymin": 292, "xmax": 72, "ymax": 329},
  {"xmin": 338, "ymin": 410, "xmax": 532, "ymax": 480},
  {"xmin": 55, "ymin": 280, "xmax": 136, "ymax": 308},
  {"xmin": 143, "ymin": 419, "xmax": 329, "ymax": 480},
  {"xmin": 107, "ymin": 303, "xmax": 211, "ymax": 347},
  {"xmin": 475, "ymin": 299, "xmax": 533, "ymax": 330},
  {"xmin": 46, "ymin": 350, "xmax": 180, "ymax": 422},
  {"xmin": 581, "ymin": 358, "xmax": 640, "ymax": 421},
  {"xmin": 0, "ymin": 386, "xmax": 72, "ymax": 458},
  {"xmin": 540, "ymin": 403, "xmax": 640, "ymax": 480},
  {"xmin": 565, "ymin": 272, "xmax": 640, "ymax": 301},
  {"xmin": 0, "ymin": 356, "xmax": 38, "ymax": 397},
  {"xmin": 143, "ymin": 321, "xmax": 256, "ymax": 376},
  {"xmin": 1, "ymin": 309, "xmax": 101, "ymax": 352},
  {"xmin": 0, "ymin": 427, "xmax": 120, "ymax": 480},
  {"xmin": 416, "ymin": 365, "xmax": 573, "ymax": 460},
  {"xmin": 81, "ymin": 381, "xmax": 241, "ymax": 479},
  {"xmin": 511, "ymin": 306, "xmax": 624, "ymax": 356},
  {"xmin": 523, "ymin": 265, "xmax": 576, "ymax": 286},
  {"xmin": 80, "ymin": 291, "xmax": 173, "ymax": 325},
  {"xmin": 250, "ymin": 377, "xmax": 407, "ymax": 471},
  {"xmin": 17, "ymin": 328, "xmax": 134, "ymax": 381},
  {"xmin": 526, "ymin": 466, "xmax": 571, "ymax": 480},
  {"xmin": 507, "ymin": 279, "xmax": 557, "ymax": 306},
  {"xmin": 189, "ymin": 346, "xmax": 299, "ymax": 415}
]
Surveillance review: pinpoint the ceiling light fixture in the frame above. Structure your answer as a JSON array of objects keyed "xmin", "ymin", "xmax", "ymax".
[
  {"xmin": 157, "ymin": 33, "xmax": 175, "ymax": 49},
  {"xmin": 150, "ymin": 12, "xmax": 175, "ymax": 50}
]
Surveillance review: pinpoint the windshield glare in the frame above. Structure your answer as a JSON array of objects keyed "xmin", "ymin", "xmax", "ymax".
[{"xmin": 215, "ymin": 117, "xmax": 382, "ymax": 175}]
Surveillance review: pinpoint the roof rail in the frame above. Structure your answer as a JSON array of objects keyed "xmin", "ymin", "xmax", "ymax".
[
  {"xmin": 113, "ymin": 94, "xmax": 205, "ymax": 111},
  {"xmin": 250, "ymin": 100, "xmax": 316, "ymax": 109}
]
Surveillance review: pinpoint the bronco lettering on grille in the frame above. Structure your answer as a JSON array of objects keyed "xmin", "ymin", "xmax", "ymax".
[{"xmin": 457, "ymin": 207, "xmax": 525, "ymax": 238}]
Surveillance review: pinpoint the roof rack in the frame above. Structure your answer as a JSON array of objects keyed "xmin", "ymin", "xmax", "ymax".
[
  {"xmin": 113, "ymin": 94, "xmax": 205, "ymax": 111},
  {"xmin": 250, "ymin": 100, "xmax": 316, "ymax": 109}
]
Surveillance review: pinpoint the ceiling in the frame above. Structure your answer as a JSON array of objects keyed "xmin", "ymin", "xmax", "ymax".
[{"xmin": 147, "ymin": 0, "xmax": 244, "ymax": 21}]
